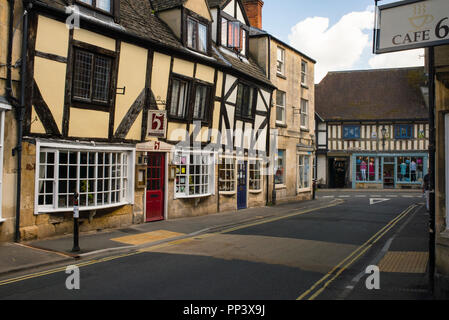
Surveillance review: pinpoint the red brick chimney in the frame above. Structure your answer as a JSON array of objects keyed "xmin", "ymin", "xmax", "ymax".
[{"xmin": 242, "ymin": 0, "xmax": 264, "ymax": 29}]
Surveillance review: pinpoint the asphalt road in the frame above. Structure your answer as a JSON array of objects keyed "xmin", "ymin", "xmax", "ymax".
[{"xmin": 0, "ymin": 191, "xmax": 429, "ymax": 301}]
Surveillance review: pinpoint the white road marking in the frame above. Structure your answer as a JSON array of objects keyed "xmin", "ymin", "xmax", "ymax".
[{"xmin": 370, "ymin": 198, "xmax": 391, "ymax": 205}]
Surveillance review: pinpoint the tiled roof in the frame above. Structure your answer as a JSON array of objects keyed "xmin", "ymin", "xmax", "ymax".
[
  {"xmin": 150, "ymin": 0, "xmax": 185, "ymax": 12},
  {"xmin": 315, "ymin": 67, "xmax": 428, "ymax": 121},
  {"xmin": 33, "ymin": 0, "xmax": 273, "ymax": 88}
]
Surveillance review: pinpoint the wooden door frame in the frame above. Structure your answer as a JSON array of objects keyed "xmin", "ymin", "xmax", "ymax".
[{"xmin": 144, "ymin": 152, "xmax": 168, "ymax": 222}]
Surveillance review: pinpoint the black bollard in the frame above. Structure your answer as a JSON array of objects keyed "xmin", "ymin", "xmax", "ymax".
[{"xmin": 72, "ymin": 192, "xmax": 80, "ymax": 252}]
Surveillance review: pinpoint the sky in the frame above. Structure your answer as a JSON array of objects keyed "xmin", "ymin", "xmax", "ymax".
[{"xmin": 261, "ymin": 0, "xmax": 425, "ymax": 83}]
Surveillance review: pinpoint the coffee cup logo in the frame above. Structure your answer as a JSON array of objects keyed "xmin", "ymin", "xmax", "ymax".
[{"xmin": 409, "ymin": 3, "xmax": 434, "ymax": 31}]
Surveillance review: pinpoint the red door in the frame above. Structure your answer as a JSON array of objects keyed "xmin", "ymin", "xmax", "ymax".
[{"xmin": 146, "ymin": 153, "xmax": 165, "ymax": 222}]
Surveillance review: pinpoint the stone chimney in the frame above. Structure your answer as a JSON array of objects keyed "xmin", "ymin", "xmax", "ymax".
[{"xmin": 242, "ymin": 0, "xmax": 264, "ymax": 29}]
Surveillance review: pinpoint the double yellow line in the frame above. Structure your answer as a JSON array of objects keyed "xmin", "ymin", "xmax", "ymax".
[
  {"xmin": 0, "ymin": 251, "xmax": 140, "ymax": 287},
  {"xmin": 297, "ymin": 203, "xmax": 419, "ymax": 300},
  {"xmin": 0, "ymin": 199, "xmax": 343, "ymax": 287}
]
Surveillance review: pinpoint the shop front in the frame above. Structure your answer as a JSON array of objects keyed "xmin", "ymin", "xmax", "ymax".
[{"xmin": 352, "ymin": 153, "xmax": 428, "ymax": 189}]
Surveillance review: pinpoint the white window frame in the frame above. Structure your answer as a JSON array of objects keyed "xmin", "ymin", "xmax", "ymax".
[
  {"xmin": 249, "ymin": 159, "xmax": 263, "ymax": 193},
  {"xmin": 276, "ymin": 90, "xmax": 286, "ymax": 125},
  {"xmin": 219, "ymin": 156, "xmax": 236, "ymax": 194},
  {"xmin": 298, "ymin": 154, "xmax": 311, "ymax": 191},
  {"xmin": 301, "ymin": 60, "xmax": 308, "ymax": 85},
  {"xmin": 174, "ymin": 150, "xmax": 215, "ymax": 199},
  {"xmin": 0, "ymin": 108, "xmax": 8, "ymax": 222},
  {"xmin": 34, "ymin": 141, "xmax": 135, "ymax": 215},
  {"xmin": 301, "ymin": 99, "xmax": 309, "ymax": 130},
  {"xmin": 277, "ymin": 47, "xmax": 285, "ymax": 76}
]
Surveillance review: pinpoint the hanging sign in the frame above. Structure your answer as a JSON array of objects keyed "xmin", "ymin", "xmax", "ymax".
[
  {"xmin": 375, "ymin": 0, "xmax": 449, "ymax": 53},
  {"xmin": 148, "ymin": 110, "xmax": 167, "ymax": 138}
]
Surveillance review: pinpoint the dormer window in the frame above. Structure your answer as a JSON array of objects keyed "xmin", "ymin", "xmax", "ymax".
[
  {"xmin": 187, "ymin": 17, "xmax": 208, "ymax": 54},
  {"xmin": 221, "ymin": 17, "xmax": 247, "ymax": 55},
  {"xmin": 78, "ymin": 0, "xmax": 112, "ymax": 13}
]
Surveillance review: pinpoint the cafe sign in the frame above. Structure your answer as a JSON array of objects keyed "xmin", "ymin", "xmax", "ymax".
[{"xmin": 375, "ymin": 0, "xmax": 449, "ymax": 53}]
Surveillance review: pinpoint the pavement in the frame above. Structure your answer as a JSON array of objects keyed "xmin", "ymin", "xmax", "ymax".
[{"xmin": 0, "ymin": 195, "xmax": 340, "ymax": 278}]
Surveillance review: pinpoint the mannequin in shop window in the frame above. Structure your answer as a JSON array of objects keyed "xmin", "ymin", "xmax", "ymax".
[
  {"xmin": 400, "ymin": 160, "xmax": 407, "ymax": 182},
  {"xmin": 369, "ymin": 159, "xmax": 375, "ymax": 181},
  {"xmin": 410, "ymin": 160, "xmax": 417, "ymax": 182},
  {"xmin": 360, "ymin": 159, "xmax": 367, "ymax": 181}
]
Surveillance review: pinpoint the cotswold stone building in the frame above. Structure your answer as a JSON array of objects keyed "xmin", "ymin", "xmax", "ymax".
[
  {"xmin": 432, "ymin": 45, "xmax": 449, "ymax": 298},
  {"xmin": 243, "ymin": 0, "xmax": 316, "ymax": 204},
  {"xmin": 315, "ymin": 67, "xmax": 429, "ymax": 190}
]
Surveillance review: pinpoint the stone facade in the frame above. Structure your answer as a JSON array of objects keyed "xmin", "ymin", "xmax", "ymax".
[
  {"xmin": 433, "ymin": 45, "xmax": 449, "ymax": 298},
  {"xmin": 0, "ymin": 0, "xmax": 21, "ymax": 242}
]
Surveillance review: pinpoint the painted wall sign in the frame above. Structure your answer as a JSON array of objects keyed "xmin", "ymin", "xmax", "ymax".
[
  {"xmin": 375, "ymin": 0, "xmax": 449, "ymax": 53},
  {"xmin": 148, "ymin": 110, "xmax": 167, "ymax": 138}
]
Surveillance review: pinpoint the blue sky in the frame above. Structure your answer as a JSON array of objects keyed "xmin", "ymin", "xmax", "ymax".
[{"xmin": 261, "ymin": 0, "xmax": 424, "ymax": 82}]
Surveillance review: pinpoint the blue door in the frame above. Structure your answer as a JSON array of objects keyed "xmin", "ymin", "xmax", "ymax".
[{"xmin": 237, "ymin": 161, "xmax": 247, "ymax": 210}]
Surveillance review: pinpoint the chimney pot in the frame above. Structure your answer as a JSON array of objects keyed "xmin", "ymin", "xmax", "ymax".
[{"xmin": 243, "ymin": 0, "xmax": 264, "ymax": 29}]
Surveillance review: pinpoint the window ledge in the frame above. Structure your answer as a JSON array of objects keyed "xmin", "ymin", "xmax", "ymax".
[
  {"xmin": 175, "ymin": 193, "xmax": 213, "ymax": 200},
  {"xmin": 297, "ymin": 188, "xmax": 312, "ymax": 193},
  {"xmin": 301, "ymin": 84, "xmax": 309, "ymax": 89},
  {"xmin": 220, "ymin": 191, "xmax": 236, "ymax": 196},
  {"xmin": 249, "ymin": 189, "xmax": 263, "ymax": 194},
  {"xmin": 277, "ymin": 73, "xmax": 287, "ymax": 80},
  {"xmin": 35, "ymin": 201, "xmax": 130, "ymax": 215},
  {"xmin": 300, "ymin": 127, "xmax": 310, "ymax": 132},
  {"xmin": 275, "ymin": 184, "xmax": 287, "ymax": 190},
  {"xmin": 276, "ymin": 122, "xmax": 287, "ymax": 128},
  {"xmin": 0, "ymin": 218, "xmax": 5, "ymax": 224}
]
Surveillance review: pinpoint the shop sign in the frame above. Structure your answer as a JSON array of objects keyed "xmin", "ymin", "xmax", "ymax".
[{"xmin": 375, "ymin": 0, "xmax": 449, "ymax": 53}]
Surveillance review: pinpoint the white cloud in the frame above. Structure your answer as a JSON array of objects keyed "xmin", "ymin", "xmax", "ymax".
[
  {"xmin": 288, "ymin": 9, "xmax": 374, "ymax": 83},
  {"xmin": 368, "ymin": 49, "xmax": 425, "ymax": 69},
  {"xmin": 288, "ymin": 7, "xmax": 425, "ymax": 83}
]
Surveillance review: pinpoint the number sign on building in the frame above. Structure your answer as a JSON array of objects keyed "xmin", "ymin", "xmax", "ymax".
[{"xmin": 148, "ymin": 110, "xmax": 167, "ymax": 138}]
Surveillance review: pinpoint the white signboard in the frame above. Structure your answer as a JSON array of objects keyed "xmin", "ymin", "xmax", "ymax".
[{"xmin": 375, "ymin": 0, "xmax": 449, "ymax": 53}]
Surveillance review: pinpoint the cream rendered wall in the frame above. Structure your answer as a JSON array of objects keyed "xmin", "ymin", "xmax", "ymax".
[
  {"xmin": 151, "ymin": 52, "xmax": 171, "ymax": 109},
  {"xmin": 73, "ymin": 28, "xmax": 116, "ymax": 51},
  {"xmin": 114, "ymin": 42, "xmax": 148, "ymax": 133},
  {"xmin": 184, "ymin": 0, "xmax": 212, "ymax": 21},
  {"xmin": 35, "ymin": 16, "xmax": 69, "ymax": 57},
  {"xmin": 69, "ymin": 109, "xmax": 109, "ymax": 138},
  {"xmin": 223, "ymin": 0, "xmax": 235, "ymax": 16},
  {"xmin": 33, "ymin": 57, "xmax": 67, "ymax": 133},
  {"xmin": 173, "ymin": 58, "xmax": 194, "ymax": 78}
]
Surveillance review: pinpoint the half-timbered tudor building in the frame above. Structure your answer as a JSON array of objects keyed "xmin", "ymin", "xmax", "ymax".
[
  {"xmin": 315, "ymin": 67, "xmax": 429, "ymax": 190},
  {"xmin": 242, "ymin": 0, "xmax": 316, "ymax": 204},
  {"xmin": 6, "ymin": 0, "xmax": 273, "ymax": 241}
]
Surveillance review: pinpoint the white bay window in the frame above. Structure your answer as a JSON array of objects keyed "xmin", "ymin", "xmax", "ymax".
[{"xmin": 35, "ymin": 142, "xmax": 134, "ymax": 214}]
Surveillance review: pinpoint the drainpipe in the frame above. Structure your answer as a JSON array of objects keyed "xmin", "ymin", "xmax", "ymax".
[{"xmin": 14, "ymin": 0, "xmax": 30, "ymax": 242}]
